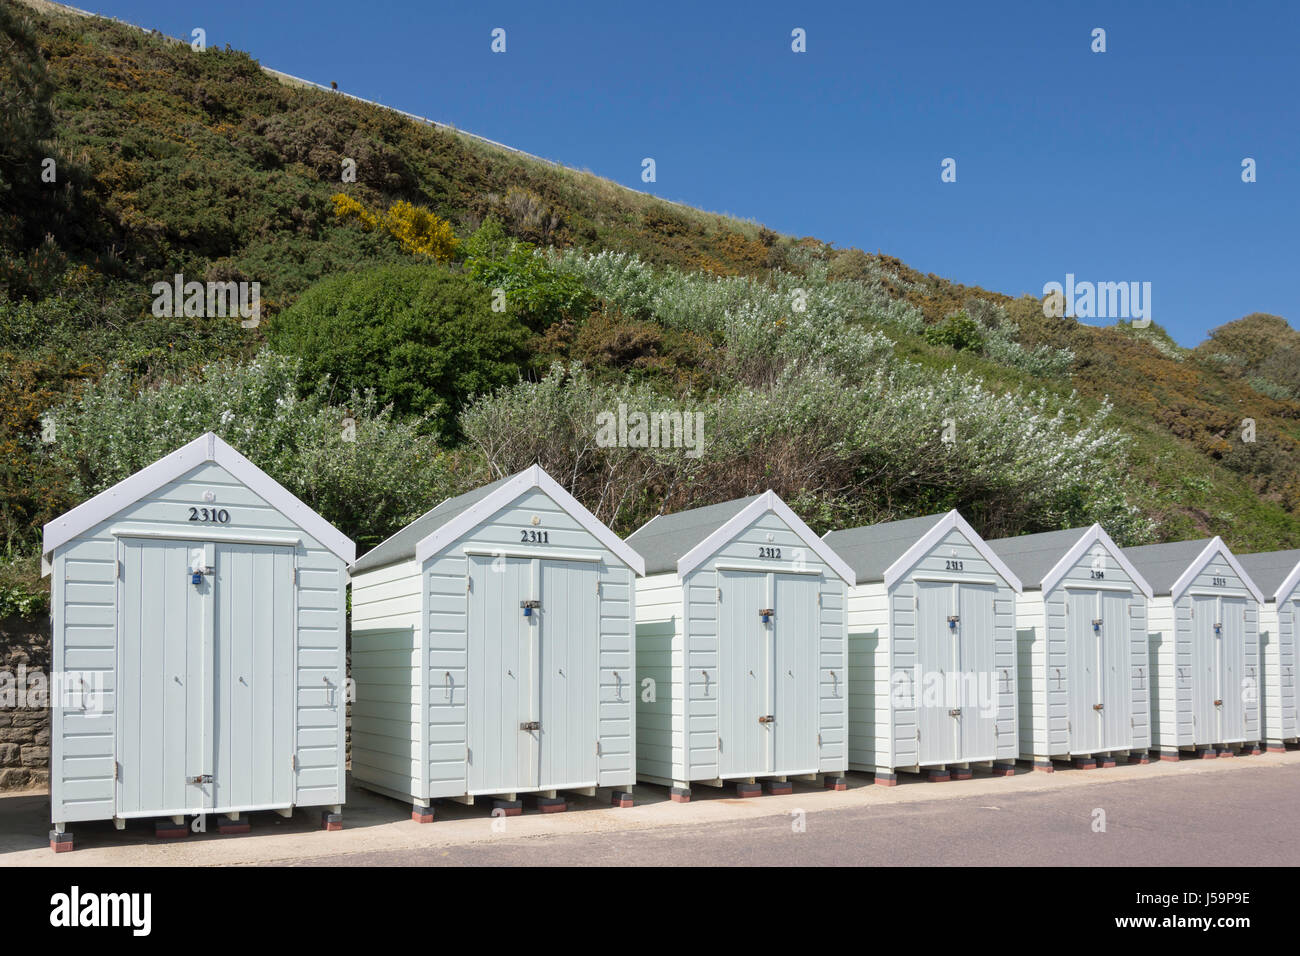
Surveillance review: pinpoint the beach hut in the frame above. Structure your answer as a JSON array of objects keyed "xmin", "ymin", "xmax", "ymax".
[
  {"xmin": 1123, "ymin": 538, "xmax": 1263, "ymax": 758},
  {"xmin": 1236, "ymin": 549, "xmax": 1300, "ymax": 751},
  {"xmin": 348, "ymin": 466, "xmax": 644, "ymax": 818},
  {"xmin": 42, "ymin": 433, "xmax": 354, "ymax": 851},
  {"xmin": 627, "ymin": 492, "xmax": 853, "ymax": 800},
  {"xmin": 825, "ymin": 511, "xmax": 1022, "ymax": 784},
  {"xmin": 988, "ymin": 525, "xmax": 1153, "ymax": 769}
]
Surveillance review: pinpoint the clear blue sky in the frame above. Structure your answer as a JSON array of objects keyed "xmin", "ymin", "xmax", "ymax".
[{"xmin": 87, "ymin": 0, "xmax": 1298, "ymax": 346}]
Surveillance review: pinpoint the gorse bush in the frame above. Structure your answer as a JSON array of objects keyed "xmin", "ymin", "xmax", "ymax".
[
  {"xmin": 45, "ymin": 351, "xmax": 463, "ymax": 548},
  {"xmin": 331, "ymin": 193, "xmax": 459, "ymax": 261}
]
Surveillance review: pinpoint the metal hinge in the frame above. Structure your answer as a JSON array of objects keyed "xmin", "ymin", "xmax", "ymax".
[
  {"xmin": 595, "ymin": 740, "xmax": 601, "ymax": 756},
  {"xmin": 466, "ymin": 577, "xmax": 472, "ymax": 593},
  {"xmin": 817, "ymin": 732, "xmax": 823, "ymax": 747},
  {"xmin": 290, "ymin": 566, "xmax": 296, "ymax": 584},
  {"xmin": 291, "ymin": 754, "xmax": 297, "ymax": 773},
  {"xmin": 116, "ymin": 559, "xmax": 122, "ymax": 579},
  {"xmin": 114, "ymin": 760, "xmax": 120, "ymax": 781}
]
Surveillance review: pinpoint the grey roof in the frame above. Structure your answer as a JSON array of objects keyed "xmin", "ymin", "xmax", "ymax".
[
  {"xmin": 1237, "ymin": 549, "xmax": 1300, "ymax": 601},
  {"xmin": 1121, "ymin": 539, "xmax": 1214, "ymax": 596},
  {"xmin": 349, "ymin": 473, "xmax": 515, "ymax": 573},
  {"xmin": 625, "ymin": 496, "xmax": 761, "ymax": 575},
  {"xmin": 987, "ymin": 528, "xmax": 1091, "ymax": 589},
  {"xmin": 822, "ymin": 513, "xmax": 948, "ymax": 585}
]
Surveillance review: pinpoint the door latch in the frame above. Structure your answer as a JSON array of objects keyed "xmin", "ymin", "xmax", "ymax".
[
  {"xmin": 189, "ymin": 774, "xmax": 213, "ymax": 785},
  {"xmin": 1093, "ymin": 703, "xmax": 1104, "ymax": 711},
  {"xmin": 758, "ymin": 714, "xmax": 775, "ymax": 724},
  {"xmin": 520, "ymin": 599, "xmax": 541, "ymax": 617},
  {"xmin": 520, "ymin": 720, "xmax": 540, "ymax": 731},
  {"xmin": 759, "ymin": 608, "xmax": 774, "ymax": 623},
  {"xmin": 948, "ymin": 708, "xmax": 962, "ymax": 717},
  {"xmin": 1214, "ymin": 699, "xmax": 1223, "ymax": 707},
  {"xmin": 947, "ymin": 615, "xmax": 960, "ymax": 630}
]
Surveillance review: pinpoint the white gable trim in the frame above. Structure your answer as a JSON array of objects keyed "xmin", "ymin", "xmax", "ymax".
[
  {"xmin": 413, "ymin": 465, "xmax": 645, "ymax": 575},
  {"xmin": 1041, "ymin": 524, "xmax": 1154, "ymax": 600},
  {"xmin": 1273, "ymin": 559, "xmax": 1300, "ymax": 606},
  {"xmin": 676, "ymin": 491, "xmax": 855, "ymax": 585},
  {"xmin": 41, "ymin": 432, "xmax": 355, "ymax": 575},
  {"xmin": 1170, "ymin": 537, "xmax": 1264, "ymax": 604},
  {"xmin": 883, "ymin": 510, "xmax": 1023, "ymax": 593}
]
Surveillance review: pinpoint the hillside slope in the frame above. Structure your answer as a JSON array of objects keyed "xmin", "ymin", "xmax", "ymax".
[{"xmin": 1, "ymin": 0, "xmax": 1298, "ymax": 614}]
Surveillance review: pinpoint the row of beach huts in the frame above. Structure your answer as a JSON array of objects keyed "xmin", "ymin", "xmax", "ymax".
[{"xmin": 39, "ymin": 433, "xmax": 1300, "ymax": 849}]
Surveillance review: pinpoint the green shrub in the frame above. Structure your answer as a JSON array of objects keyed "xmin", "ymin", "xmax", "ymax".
[
  {"xmin": 923, "ymin": 311, "xmax": 985, "ymax": 352},
  {"xmin": 266, "ymin": 264, "xmax": 530, "ymax": 435}
]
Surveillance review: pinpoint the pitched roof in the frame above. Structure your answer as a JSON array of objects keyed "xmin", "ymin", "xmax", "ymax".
[
  {"xmin": 1123, "ymin": 537, "xmax": 1263, "ymax": 603},
  {"xmin": 988, "ymin": 524, "xmax": 1153, "ymax": 598},
  {"xmin": 1237, "ymin": 549, "xmax": 1300, "ymax": 604},
  {"xmin": 349, "ymin": 474, "xmax": 514, "ymax": 573},
  {"xmin": 625, "ymin": 496, "xmax": 759, "ymax": 575},
  {"xmin": 1122, "ymin": 539, "xmax": 1215, "ymax": 596},
  {"xmin": 42, "ymin": 432, "xmax": 355, "ymax": 574},
  {"xmin": 822, "ymin": 513, "xmax": 948, "ymax": 584},
  {"xmin": 349, "ymin": 465, "xmax": 645, "ymax": 576},
  {"xmin": 823, "ymin": 510, "xmax": 1023, "ymax": 591},
  {"xmin": 625, "ymin": 492, "xmax": 855, "ymax": 584}
]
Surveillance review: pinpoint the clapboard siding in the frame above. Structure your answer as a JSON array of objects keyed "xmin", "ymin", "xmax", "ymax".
[
  {"xmin": 351, "ymin": 475, "xmax": 638, "ymax": 806},
  {"xmin": 48, "ymin": 452, "xmax": 350, "ymax": 826},
  {"xmin": 633, "ymin": 505, "xmax": 848, "ymax": 784},
  {"xmin": 351, "ymin": 559, "xmax": 422, "ymax": 799},
  {"xmin": 634, "ymin": 572, "xmax": 683, "ymax": 783}
]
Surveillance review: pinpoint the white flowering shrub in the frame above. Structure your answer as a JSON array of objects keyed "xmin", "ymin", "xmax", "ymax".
[
  {"xmin": 459, "ymin": 361, "xmax": 1151, "ymax": 542},
  {"xmin": 45, "ymin": 351, "xmax": 460, "ymax": 548}
]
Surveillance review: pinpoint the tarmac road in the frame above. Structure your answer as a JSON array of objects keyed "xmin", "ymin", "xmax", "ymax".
[{"xmin": 294, "ymin": 761, "xmax": 1300, "ymax": 867}]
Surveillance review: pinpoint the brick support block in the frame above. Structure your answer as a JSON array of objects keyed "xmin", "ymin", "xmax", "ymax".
[
  {"xmin": 533, "ymin": 796, "xmax": 567, "ymax": 813},
  {"xmin": 218, "ymin": 817, "xmax": 251, "ymax": 835},
  {"xmin": 989, "ymin": 763, "xmax": 1016, "ymax": 777},
  {"xmin": 735, "ymin": 782, "xmax": 762, "ymax": 798},
  {"xmin": 155, "ymin": 821, "xmax": 188, "ymax": 840},
  {"xmin": 925, "ymin": 768, "xmax": 951, "ymax": 782},
  {"xmin": 610, "ymin": 791, "xmax": 634, "ymax": 808},
  {"xmin": 669, "ymin": 787, "xmax": 691, "ymax": 803},
  {"xmin": 492, "ymin": 799, "xmax": 523, "ymax": 816},
  {"xmin": 49, "ymin": 830, "xmax": 73, "ymax": 853},
  {"xmin": 873, "ymin": 772, "xmax": 897, "ymax": 787},
  {"xmin": 764, "ymin": 780, "xmax": 794, "ymax": 795},
  {"xmin": 321, "ymin": 811, "xmax": 343, "ymax": 831},
  {"xmin": 823, "ymin": 776, "xmax": 848, "ymax": 790},
  {"xmin": 411, "ymin": 806, "xmax": 435, "ymax": 824}
]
